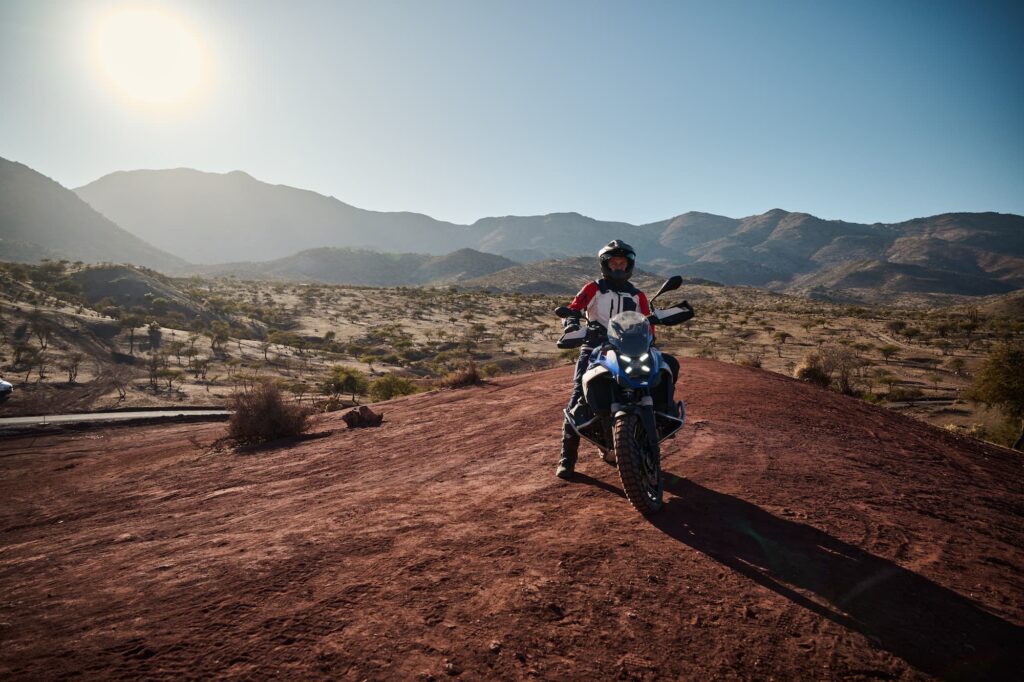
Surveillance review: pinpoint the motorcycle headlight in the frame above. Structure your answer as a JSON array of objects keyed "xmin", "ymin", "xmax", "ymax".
[{"xmin": 622, "ymin": 358, "xmax": 650, "ymax": 377}]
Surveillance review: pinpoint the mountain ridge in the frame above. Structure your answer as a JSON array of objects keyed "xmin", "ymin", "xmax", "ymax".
[
  {"xmin": 0, "ymin": 158, "xmax": 187, "ymax": 272},
  {"xmin": 71, "ymin": 166, "xmax": 1024, "ymax": 297}
]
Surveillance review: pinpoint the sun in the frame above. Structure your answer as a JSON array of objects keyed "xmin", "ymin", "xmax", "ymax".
[{"xmin": 92, "ymin": 6, "xmax": 208, "ymax": 107}]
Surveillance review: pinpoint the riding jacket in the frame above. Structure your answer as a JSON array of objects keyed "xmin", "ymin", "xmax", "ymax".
[{"xmin": 567, "ymin": 278, "xmax": 652, "ymax": 330}]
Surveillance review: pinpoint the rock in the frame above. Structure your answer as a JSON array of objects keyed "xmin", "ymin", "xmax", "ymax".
[{"xmin": 342, "ymin": 406, "xmax": 384, "ymax": 428}]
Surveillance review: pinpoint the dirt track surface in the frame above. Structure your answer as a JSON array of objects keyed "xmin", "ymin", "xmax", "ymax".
[{"xmin": 1, "ymin": 359, "xmax": 1022, "ymax": 680}]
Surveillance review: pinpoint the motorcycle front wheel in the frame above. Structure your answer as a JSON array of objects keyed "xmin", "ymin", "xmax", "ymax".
[{"xmin": 613, "ymin": 414, "xmax": 663, "ymax": 515}]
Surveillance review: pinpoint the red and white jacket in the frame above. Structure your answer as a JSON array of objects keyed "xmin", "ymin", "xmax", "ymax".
[{"xmin": 567, "ymin": 279, "xmax": 652, "ymax": 329}]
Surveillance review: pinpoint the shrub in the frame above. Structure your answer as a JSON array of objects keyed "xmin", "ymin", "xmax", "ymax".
[
  {"xmin": 738, "ymin": 354, "xmax": 763, "ymax": 368},
  {"xmin": 795, "ymin": 345, "xmax": 862, "ymax": 393},
  {"xmin": 966, "ymin": 341, "xmax": 1024, "ymax": 450},
  {"xmin": 794, "ymin": 362, "xmax": 830, "ymax": 387},
  {"xmin": 481, "ymin": 362, "xmax": 501, "ymax": 377},
  {"xmin": 440, "ymin": 361, "xmax": 483, "ymax": 389},
  {"xmin": 321, "ymin": 365, "xmax": 369, "ymax": 402},
  {"xmin": 369, "ymin": 373, "xmax": 420, "ymax": 401},
  {"xmin": 228, "ymin": 380, "xmax": 310, "ymax": 444}
]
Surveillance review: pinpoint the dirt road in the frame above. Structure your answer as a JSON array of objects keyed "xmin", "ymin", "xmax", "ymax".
[{"xmin": 1, "ymin": 359, "xmax": 1021, "ymax": 679}]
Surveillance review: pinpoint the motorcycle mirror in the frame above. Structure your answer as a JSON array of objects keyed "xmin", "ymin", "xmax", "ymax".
[
  {"xmin": 650, "ymin": 275, "xmax": 684, "ymax": 302},
  {"xmin": 554, "ymin": 305, "xmax": 574, "ymax": 318}
]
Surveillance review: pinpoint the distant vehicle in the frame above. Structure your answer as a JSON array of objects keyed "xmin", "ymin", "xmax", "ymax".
[{"xmin": 0, "ymin": 379, "xmax": 12, "ymax": 404}]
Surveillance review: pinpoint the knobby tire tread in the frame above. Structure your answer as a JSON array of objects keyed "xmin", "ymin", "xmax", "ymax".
[{"xmin": 614, "ymin": 414, "xmax": 663, "ymax": 515}]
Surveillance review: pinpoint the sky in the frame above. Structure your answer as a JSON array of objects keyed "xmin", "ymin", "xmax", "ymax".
[{"xmin": 1, "ymin": 0, "xmax": 1022, "ymax": 226}]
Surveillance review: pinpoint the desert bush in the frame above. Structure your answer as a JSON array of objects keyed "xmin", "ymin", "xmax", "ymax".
[
  {"xmin": 481, "ymin": 362, "xmax": 501, "ymax": 377},
  {"xmin": 228, "ymin": 380, "xmax": 310, "ymax": 444},
  {"xmin": 966, "ymin": 341, "xmax": 1024, "ymax": 449},
  {"xmin": 738, "ymin": 354, "xmax": 763, "ymax": 368},
  {"xmin": 440, "ymin": 361, "xmax": 483, "ymax": 389},
  {"xmin": 887, "ymin": 386, "xmax": 924, "ymax": 402},
  {"xmin": 322, "ymin": 365, "xmax": 369, "ymax": 403},
  {"xmin": 795, "ymin": 345, "xmax": 862, "ymax": 393},
  {"xmin": 368, "ymin": 373, "xmax": 420, "ymax": 401},
  {"xmin": 794, "ymin": 358, "xmax": 830, "ymax": 387}
]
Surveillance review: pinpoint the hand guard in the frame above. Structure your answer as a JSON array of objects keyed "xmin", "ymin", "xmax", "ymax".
[
  {"xmin": 557, "ymin": 315, "xmax": 587, "ymax": 349},
  {"xmin": 649, "ymin": 300, "xmax": 694, "ymax": 326}
]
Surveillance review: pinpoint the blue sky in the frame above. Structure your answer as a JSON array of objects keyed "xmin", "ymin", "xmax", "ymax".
[{"xmin": 1, "ymin": 0, "xmax": 1021, "ymax": 225}]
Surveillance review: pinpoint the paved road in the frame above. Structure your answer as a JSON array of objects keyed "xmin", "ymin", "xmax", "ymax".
[{"xmin": 0, "ymin": 410, "xmax": 230, "ymax": 427}]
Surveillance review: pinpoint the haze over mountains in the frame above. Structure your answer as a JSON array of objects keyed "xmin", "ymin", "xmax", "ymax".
[
  {"xmin": 2, "ymin": 157, "xmax": 1023, "ymax": 297},
  {"xmin": 0, "ymin": 158, "xmax": 185, "ymax": 272}
]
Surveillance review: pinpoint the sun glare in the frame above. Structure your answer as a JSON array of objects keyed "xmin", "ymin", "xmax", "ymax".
[{"xmin": 92, "ymin": 7, "xmax": 207, "ymax": 107}]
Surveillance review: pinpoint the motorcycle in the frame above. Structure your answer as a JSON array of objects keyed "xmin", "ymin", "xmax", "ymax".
[{"xmin": 555, "ymin": 276, "xmax": 694, "ymax": 515}]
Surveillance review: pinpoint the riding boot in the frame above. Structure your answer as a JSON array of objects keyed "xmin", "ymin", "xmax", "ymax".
[{"xmin": 555, "ymin": 422, "xmax": 579, "ymax": 479}]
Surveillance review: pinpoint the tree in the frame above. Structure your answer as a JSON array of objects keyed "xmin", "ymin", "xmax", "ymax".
[
  {"xmin": 946, "ymin": 357, "xmax": 966, "ymax": 376},
  {"xmin": 193, "ymin": 357, "xmax": 211, "ymax": 381},
  {"xmin": 873, "ymin": 368, "xmax": 897, "ymax": 394},
  {"xmin": 120, "ymin": 313, "xmax": 145, "ymax": 355},
  {"xmin": 207, "ymin": 320, "xmax": 230, "ymax": 356},
  {"xmin": 369, "ymin": 374, "xmax": 419, "ymax": 401},
  {"xmin": 966, "ymin": 341, "xmax": 1024, "ymax": 450},
  {"xmin": 167, "ymin": 340, "xmax": 187, "ymax": 366},
  {"xmin": 159, "ymin": 368, "xmax": 185, "ymax": 391},
  {"xmin": 322, "ymin": 365, "xmax": 369, "ymax": 403},
  {"xmin": 886, "ymin": 320, "xmax": 907, "ymax": 337},
  {"xmin": 145, "ymin": 352, "xmax": 166, "ymax": 389},
  {"xmin": 147, "ymin": 322, "xmax": 162, "ymax": 350},
  {"xmin": 877, "ymin": 344, "xmax": 900, "ymax": 364},
  {"xmin": 60, "ymin": 352, "xmax": 83, "ymax": 383},
  {"xmin": 27, "ymin": 309, "xmax": 54, "ymax": 350}
]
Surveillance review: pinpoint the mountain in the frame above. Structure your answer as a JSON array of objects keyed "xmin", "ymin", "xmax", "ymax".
[
  {"xmin": 3, "ymin": 362, "xmax": 1022, "ymax": 678},
  {"xmin": 788, "ymin": 259, "xmax": 1018, "ymax": 297},
  {"xmin": 459, "ymin": 256, "xmax": 720, "ymax": 296},
  {"xmin": 75, "ymin": 168, "xmax": 474, "ymax": 264},
  {"xmin": 186, "ymin": 247, "xmax": 515, "ymax": 286},
  {"xmin": 73, "ymin": 167, "xmax": 1024, "ymax": 297},
  {"xmin": 0, "ymin": 158, "xmax": 186, "ymax": 271},
  {"xmin": 468, "ymin": 212, "xmax": 662, "ymax": 262}
]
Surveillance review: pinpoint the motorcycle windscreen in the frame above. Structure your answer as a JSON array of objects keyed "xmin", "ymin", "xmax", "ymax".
[{"xmin": 607, "ymin": 311, "xmax": 653, "ymax": 358}]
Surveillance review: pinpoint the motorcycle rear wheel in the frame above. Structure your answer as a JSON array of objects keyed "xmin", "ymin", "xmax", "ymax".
[{"xmin": 613, "ymin": 414, "xmax": 663, "ymax": 515}]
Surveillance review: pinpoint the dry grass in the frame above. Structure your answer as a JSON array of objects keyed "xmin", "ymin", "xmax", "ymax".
[
  {"xmin": 228, "ymin": 380, "xmax": 310, "ymax": 444},
  {"xmin": 439, "ymin": 361, "xmax": 483, "ymax": 389}
]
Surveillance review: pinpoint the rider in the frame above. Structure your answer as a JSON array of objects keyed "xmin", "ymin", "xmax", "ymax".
[{"xmin": 556, "ymin": 240, "xmax": 679, "ymax": 479}]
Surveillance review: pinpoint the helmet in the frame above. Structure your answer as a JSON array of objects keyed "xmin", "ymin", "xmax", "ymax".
[{"xmin": 599, "ymin": 240, "xmax": 636, "ymax": 284}]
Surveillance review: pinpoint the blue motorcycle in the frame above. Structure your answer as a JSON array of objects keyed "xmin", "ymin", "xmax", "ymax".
[{"xmin": 556, "ymin": 276, "xmax": 694, "ymax": 515}]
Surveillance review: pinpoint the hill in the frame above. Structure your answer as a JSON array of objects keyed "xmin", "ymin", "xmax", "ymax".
[
  {"xmin": 75, "ymin": 168, "xmax": 472, "ymax": 264},
  {"xmin": 185, "ymin": 247, "xmax": 515, "ymax": 286},
  {"xmin": 461, "ymin": 256, "xmax": 720, "ymax": 296},
  {"xmin": 1, "ymin": 361, "xmax": 1021, "ymax": 679},
  {"xmin": 73, "ymin": 167, "xmax": 1024, "ymax": 296},
  {"xmin": 70, "ymin": 265, "xmax": 214, "ymax": 322},
  {"xmin": 0, "ymin": 158, "xmax": 187, "ymax": 272}
]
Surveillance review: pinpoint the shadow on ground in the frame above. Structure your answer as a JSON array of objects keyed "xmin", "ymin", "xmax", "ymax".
[{"xmin": 650, "ymin": 475, "xmax": 1024, "ymax": 681}]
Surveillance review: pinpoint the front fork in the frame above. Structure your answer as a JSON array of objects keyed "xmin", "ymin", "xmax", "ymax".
[{"xmin": 613, "ymin": 396, "xmax": 661, "ymax": 459}]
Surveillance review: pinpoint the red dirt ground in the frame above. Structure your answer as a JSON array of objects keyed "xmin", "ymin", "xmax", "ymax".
[{"xmin": 1, "ymin": 359, "xmax": 1022, "ymax": 680}]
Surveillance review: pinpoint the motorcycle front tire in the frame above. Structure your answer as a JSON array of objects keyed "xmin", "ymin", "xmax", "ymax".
[{"xmin": 613, "ymin": 413, "xmax": 664, "ymax": 515}]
